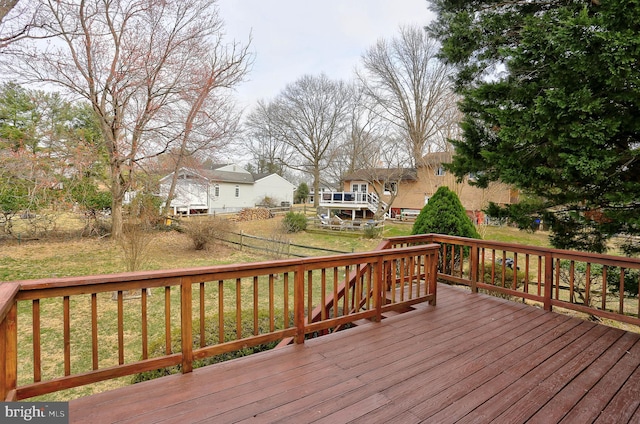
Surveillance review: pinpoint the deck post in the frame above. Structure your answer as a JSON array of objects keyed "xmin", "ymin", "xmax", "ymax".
[
  {"xmin": 294, "ymin": 265, "xmax": 306, "ymax": 344},
  {"xmin": 180, "ymin": 277, "xmax": 193, "ymax": 373},
  {"xmin": 429, "ymin": 249, "xmax": 438, "ymax": 305},
  {"xmin": 374, "ymin": 257, "xmax": 383, "ymax": 322},
  {"xmin": 470, "ymin": 242, "xmax": 479, "ymax": 293},
  {"xmin": 544, "ymin": 253, "xmax": 553, "ymax": 312},
  {"xmin": 2, "ymin": 303, "xmax": 18, "ymax": 400}
]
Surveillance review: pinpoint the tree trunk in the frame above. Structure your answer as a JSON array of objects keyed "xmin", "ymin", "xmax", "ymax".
[{"xmin": 313, "ymin": 166, "xmax": 320, "ymax": 208}]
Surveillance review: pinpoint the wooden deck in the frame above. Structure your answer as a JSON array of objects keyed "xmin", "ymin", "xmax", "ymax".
[{"xmin": 69, "ymin": 284, "xmax": 640, "ymax": 423}]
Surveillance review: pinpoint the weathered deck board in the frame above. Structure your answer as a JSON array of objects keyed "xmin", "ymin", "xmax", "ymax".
[{"xmin": 69, "ymin": 284, "xmax": 640, "ymax": 423}]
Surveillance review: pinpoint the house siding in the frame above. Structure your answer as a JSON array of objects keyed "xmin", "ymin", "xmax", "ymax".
[
  {"xmin": 159, "ymin": 165, "xmax": 295, "ymax": 214},
  {"xmin": 342, "ymin": 154, "xmax": 516, "ymax": 217}
]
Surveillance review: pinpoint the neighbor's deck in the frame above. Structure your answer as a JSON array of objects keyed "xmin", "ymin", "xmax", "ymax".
[{"xmin": 69, "ymin": 284, "xmax": 640, "ymax": 423}]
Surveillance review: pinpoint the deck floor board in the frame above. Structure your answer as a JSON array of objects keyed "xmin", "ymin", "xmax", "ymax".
[{"xmin": 69, "ymin": 284, "xmax": 640, "ymax": 424}]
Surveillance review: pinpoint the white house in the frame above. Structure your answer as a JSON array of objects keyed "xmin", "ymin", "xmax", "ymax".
[{"xmin": 158, "ymin": 164, "xmax": 295, "ymax": 214}]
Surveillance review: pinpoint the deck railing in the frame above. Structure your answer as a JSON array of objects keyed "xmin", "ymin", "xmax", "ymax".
[
  {"xmin": 0, "ymin": 244, "xmax": 438, "ymax": 401},
  {"xmin": 390, "ymin": 234, "xmax": 640, "ymax": 327}
]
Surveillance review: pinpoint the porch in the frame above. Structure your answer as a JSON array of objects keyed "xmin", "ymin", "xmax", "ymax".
[{"xmin": 68, "ymin": 283, "xmax": 640, "ymax": 423}]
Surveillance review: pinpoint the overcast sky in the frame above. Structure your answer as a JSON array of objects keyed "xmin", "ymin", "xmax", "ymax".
[{"xmin": 216, "ymin": 0, "xmax": 435, "ymax": 111}]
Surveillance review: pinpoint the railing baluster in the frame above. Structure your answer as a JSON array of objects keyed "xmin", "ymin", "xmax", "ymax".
[
  {"xmin": 333, "ymin": 267, "xmax": 338, "ymax": 318},
  {"xmin": 366, "ymin": 264, "xmax": 372, "ymax": 309},
  {"xmin": 165, "ymin": 287, "xmax": 172, "ymax": 354},
  {"xmin": 602, "ymin": 266, "xmax": 607, "ymax": 311},
  {"xmin": 33, "ymin": 299, "xmax": 41, "ymax": 382},
  {"xmin": 321, "ymin": 269, "xmax": 327, "ymax": 320},
  {"xmin": 585, "ymin": 263, "xmax": 591, "ymax": 307},
  {"xmin": 117, "ymin": 291, "xmax": 124, "ymax": 365},
  {"xmin": 253, "ymin": 276, "xmax": 259, "ymax": 336},
  {"xmin": 569, "ymin": 261, "xmax": 575, "ymax": 304},
  {"xmin": 491, "ymin": 250, "xmax": 496, "ymax": 286},
  {"xmin": 524, "ymin": 254, "xmax": 530, "ymax": 294},
  {"xmin": 294, "ymin": 265, "xmax": 305, "ymax": 344},
  {"xmin": 141, "ymin": 289, "xmax": 148, "ymax": 358},
  {"xmin": 343, "ymin": 266, "xmax": 350, "ymax": 315},
  {"xmin": 399, "ymin": 258, "xmax": 407, "ymax": 302},
  {"xmin": 555, "ymin": 258, "xmax": 561, "ymax": 302},
  {"xmin": 307, "ymin": 271, "xmax": 313, "ymax": 323},
  {"xmin": 199, "ymin": 282, "xmax": 205, "ymax": 347},
  {"xmin": 283, "ymin": 273, "xmax": 289, "ymax": 327},
  {"xmin": 64, "ymin": 296, "xmax": 71, "ymax": 375},
  {"xmin": 91, "ymin": 294, "xmax": 98, "ymax": 368},
  {"xmin": 236, "ymin": 278, "xmax": 242, "ymax": 339},
  {"xmin": 512, "ymin": 253, "xmax": 518, "ymax": 291},
  {"xmin": 269, "ymin": 275, "xmax": 275, "ymax": 333},
  {"xmin": 619, "ymin": 269, "xmax": 625, "ymax": 315},
  {"xmin": 218, "ymin": 280, "xmax": 224, "ymax": 344}
]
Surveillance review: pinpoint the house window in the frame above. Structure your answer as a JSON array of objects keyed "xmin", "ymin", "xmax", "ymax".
[
  {"xmin": 424, "ymin": 195, "xmax": 430, "ymax": 205},
  {"xmin": 352, "ymin": 184, "xmax": 359, "ymax": 192},
  {"xmin": 235, "ymin": 185, "xmax": 239, "ymax": 197},
  {"xmin": 214, "ymin": 184, "xmax": 220, "ymax": 197},
  {"xmin": 435, "ymin": 166, "xmax": 446, "ymax": 176},
  {"xmin": 384, "ymin": 182, "xmax": 397, "ymax": 195},
  {"xmin": 360, "ymin": 184, "xmax": 367, "ymax": 193}
]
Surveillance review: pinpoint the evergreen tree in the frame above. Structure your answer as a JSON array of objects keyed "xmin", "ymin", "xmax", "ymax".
[
  {"xmin": 428, "ymin": 0, "xmax": 640, "ymax": 254},
  {"xmin": 412, "ymin": 186, "xmax": 480, "ymax": 239}
]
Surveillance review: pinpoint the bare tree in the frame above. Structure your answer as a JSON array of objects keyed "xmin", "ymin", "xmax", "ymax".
[
  {"xmin": 358, "ymin": 25, "xmax": 457, "ymax": 168},
  {"xmin": 271, "ymin": 74, "xmax": 351, "ymax": 207},
  {"xmin": 324, "ymin": 81, "xmax": 389, "ymax": 188},
  {"xmin": 160, "ymin": 36, "xmax": 251, "ymax": 216},
  {"xmin": 345, "ymin": 134, "xmax": 412, "ymax": 219},
  {"xmin": 0, "ymin": 1, "xmax": 41, "ymax": 50},
  {"xmin": 6, "ymin": 0, "xmax": 250, "ymax": 239},
  {"xmin": 243, "ymin": 99, "xmax": 294, "ymax": 176}
]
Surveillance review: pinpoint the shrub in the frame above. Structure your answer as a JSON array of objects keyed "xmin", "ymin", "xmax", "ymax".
[
  {"xmin": 412, "ymin": 186, "xmax": 480, "ymax": 239},
  {"xmin": 182, "ymin": 216, "xmax": 236, "ymax": 250},
  {"xmin": 362, "ymin": 223, "xmax": 382, "ymax": 239},
  {"xmin": 132, "ymin": 309, "xmax": 289, "ymax": 383},
  {"xmin": 282, "ymin": 211, "xmax": 307, "ymax": 233}
]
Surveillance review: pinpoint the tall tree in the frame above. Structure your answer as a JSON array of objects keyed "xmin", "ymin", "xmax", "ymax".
[
  {"xmin": 0, "ymin": 81, "xmax": 37, "ymax": 151},
  {"xmin": 7, "ymin": 0, "xmax": 249, "ymax": 239},
  {"xmin": 159, "ymin": 34, "xmax": 250, "ymax": 216},
  {"xmin": 323, "ymin": 81, "xmax": 389, "ymax": 188},
  {"xmin": 243, "ymin": 99, "xmax": 293, "ymax": 176},
  {"xmin": 358, "ymin": 25, "xmax": 457, "ymax": 168},
  {"xmin": 429, "ymin": 0, "xmax": 640, "ymax": 254},
  {"xmin": 271, "ymin": 74, "xmax": 351, "ymax": 207}
]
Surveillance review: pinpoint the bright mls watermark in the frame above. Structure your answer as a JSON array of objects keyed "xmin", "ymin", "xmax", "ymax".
[{"xmin": 2, "ymin": 402, "xmax": 68, "ymax": 423}]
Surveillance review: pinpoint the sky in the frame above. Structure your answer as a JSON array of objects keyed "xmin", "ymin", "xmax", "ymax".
[{"xmin": 216, "ymin": 0, "xmax": 436, "ymax": 111}]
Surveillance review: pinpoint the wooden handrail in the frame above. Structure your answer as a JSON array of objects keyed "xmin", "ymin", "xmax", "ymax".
[
  {"xmin": 0, "ymin": 244, "xmax": 438, "ymax": 400},
  {"xmin": 390, "ymin": 234, "xmax": 640, "ymax": 327}
]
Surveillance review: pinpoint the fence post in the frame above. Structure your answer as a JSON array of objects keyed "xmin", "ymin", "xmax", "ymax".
[
  {"xmin": 544, "ymin": 253, "xmax": 553, "ymax": 312},
  {"xmin": 240, "ymin": 231, "xmax": 244, "ymax": 251},
  {"xmin": 180, "ymin": 277, "xmax": 193, "ymax": 373},
  {"xmin": 294, "ymin": 265, "xmax": 306, "ymax": 344}
]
